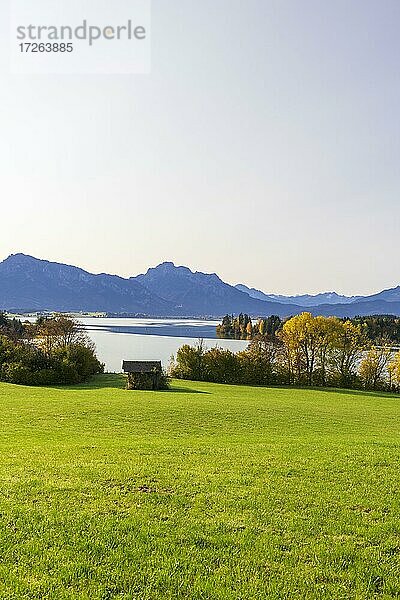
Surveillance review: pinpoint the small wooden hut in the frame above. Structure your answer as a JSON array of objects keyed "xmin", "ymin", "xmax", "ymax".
[{"xmin": 122, "ymin": 360, "xmax": 163, "ymax": 390}]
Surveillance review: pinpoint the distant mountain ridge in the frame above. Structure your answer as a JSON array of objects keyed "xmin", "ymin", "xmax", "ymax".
[
  {"xmin": 0, "ymin": 254, "xmax": 171, "ymax": 314},
  {"xmin": 235, "ymin": 283, "xmax": 361, "ymax": 306},
  {"xmin": 0, "ymin": 253, "xmax": 400, "ymax": 318}
]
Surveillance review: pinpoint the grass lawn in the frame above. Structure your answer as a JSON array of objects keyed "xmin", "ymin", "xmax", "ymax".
[{"xmin": 0, "ymin": 376, "xmax": 399, "ymax": 599}]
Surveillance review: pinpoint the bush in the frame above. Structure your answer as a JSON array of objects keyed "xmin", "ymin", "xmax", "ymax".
[
  {"xmin": 170, "ymin": 339, "xmax": 280, "ymax": 387},
  {"xmin": 0, "ymin": 316, "xmax": 104, "ymax": 387},
  {"xmin": 170, "ymin": 328, "xmax": 399, "ymax": 394},
  {"xmin": 170, "ymin": 341, "xmax": 207, "ymax": 381},
  {"xmin": 203, "ymin": 347, "xmax": 240, "ymax": 384},
  {"xmin": 52, "ymin": 344, "xmax": 104, "ymax": 384}
]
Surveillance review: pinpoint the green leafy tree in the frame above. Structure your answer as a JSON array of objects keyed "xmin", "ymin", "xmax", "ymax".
[
  {"xmin": 203, "ymin": 347, "xmax": 240, "ymax": 384},
  {"xmin": 170, "ymin": 340, "xmax": 207, "ymax": 380},
  {"xmin": 0, "ymin": 316, "xmax": 103, "ymax": 386}
]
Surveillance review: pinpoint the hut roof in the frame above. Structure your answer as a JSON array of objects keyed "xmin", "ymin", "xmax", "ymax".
[{"xmin": 122, "ymin": 360, "xmax": 162, "ymax": 373}]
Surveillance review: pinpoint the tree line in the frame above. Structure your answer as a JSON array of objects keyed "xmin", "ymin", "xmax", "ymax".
[
  {"xmin": 217, "ymin": 314, "xmax": 282, "ymax": 340},
  {"xmin": 172, "ymin": 312, "xmax": 400, "ymax": 392},
  {"xmin": 217, "ymin": 313, "xmax": 400, "ymax": 344},
  {"xmin": 0, "ymin": 313, "xmax": 103, "ymax": 386}
]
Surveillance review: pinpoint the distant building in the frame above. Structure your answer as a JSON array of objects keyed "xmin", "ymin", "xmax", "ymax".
[{"xmin": 122, "ymin": 360, "xmax": 163, "ymax": 390}]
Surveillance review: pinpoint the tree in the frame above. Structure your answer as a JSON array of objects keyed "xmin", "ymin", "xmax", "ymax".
[
  {"xmin": 388, "ymin": 352, "xmax": 400, "ymax": 390},
  {"xmin": 330, "ymin": 320, "xmax": 368, "ymax": 387},
  {"xmin": 238, "ymin": 335, "xmax": 281, "ymax": 385},
  {"xmin": 33, "ymin": 315, "xmax": 92, "ymax": 358},
  {"xmin": 313, "ymin": 316, "xmax": 339, "ymax": 386},
  {"xmin": 216, "ymin": 315, "xmax": 234, "ymax": 339},
  {"xmin": 203, "ymin": 347, "xmax": 240, "ymax": 384},
  {"xmin": 278, "ymin": 314, "xmax": 360, "ymax": 387},
  {"xmin": 258, "ymin": 320, "xmax": 266, "ymax": 336},
  {"xmin": 359, "ymin": 346, "xmax": 393, "ymax": 390},
  {"xmin": 279, "ymin": 313, "xmax": 321, "ymax": 385},
  {"xmin": 0, "ymin": 313, "xmax": 24, "ymax": 341},
  {"xmin": 175, "ymin": 315, "xmax": 400, "ymax": 394},
  {"xmin": 0, "ymin": 316, "xmax": 103, "ymax": 386},
  {"xmin": 217, "ymin": 315, "xmax": 283, "ymax": 341},
  {"xmin": 169, "ymin": 340, "xmax": 207, "ymax": 380},
  {"xmin": 351, "ymin": 315, "xmax": 400, "ymax": 344},
  {"xmin": 216, "ymin": 315, "xmax": 253, "ymax": 340}
]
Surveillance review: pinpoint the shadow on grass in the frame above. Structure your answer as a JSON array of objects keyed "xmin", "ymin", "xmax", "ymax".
[
  {"xmin": 58, "ymin": 374, "xmax": 210, "ymax": 394},
  {"xmin": 252, "ymin": 383, "xmax": 399, "ymax": 400},
  {"xmin": 47, "ymin": 374, "xmax": 398, "ymax": 399},
  {"xmin": 305, "ymin": 386, "xmax": 400, "ymax": 400},
  {"xmin": 55, "ymin": 373, "xmax": 126, "ymax": 391},
  {"xmin": 168, "ymin": 386, "xmax": 210, "ymax": 395}
]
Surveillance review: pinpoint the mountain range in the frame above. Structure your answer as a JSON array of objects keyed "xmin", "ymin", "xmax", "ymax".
[
  {"xmin": 234, "ymin": 284, "xmax": 362, "ymax": 306},
  {"xmin": 0, "ymin": 253, "xmax": 400, "ymax": 318}
]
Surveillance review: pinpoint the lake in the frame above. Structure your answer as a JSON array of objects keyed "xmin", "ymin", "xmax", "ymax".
[{"xmin": 79, "ymin": 318, "xmax": 248, "ymax": 373}]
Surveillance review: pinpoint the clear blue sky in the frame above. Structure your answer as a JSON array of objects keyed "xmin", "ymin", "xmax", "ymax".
[{"xmin": 1, "ymin": 0, "xmax": 399, "ymax": 295}]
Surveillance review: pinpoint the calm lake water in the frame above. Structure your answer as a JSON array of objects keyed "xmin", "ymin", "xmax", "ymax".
[{"xmin": 79, "ymin": 318, "xmax": 248, "ymax": 373}]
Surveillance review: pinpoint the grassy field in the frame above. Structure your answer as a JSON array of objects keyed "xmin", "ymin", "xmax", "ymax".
[{"xmin": 0, "ymin": 376, "xmax": 399, "ymax": 599}]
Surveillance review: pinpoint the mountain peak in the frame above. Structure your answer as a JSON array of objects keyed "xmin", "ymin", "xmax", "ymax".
[
  {"xmin": 154, "ymin": 261, "xmax": 181, "ymax": 272},
  {"xmin": 4, "ymin": 252, "xmax": 36, "ymax": 262},
  {"xmin": 1, "ymin": 253, "xmax": 44, "ymax": 269},
  {"xmin": 157, "ymin": 261, "xmax": 176, "ymax": 268},
  {"xmin": 144, "ymin": 262, "xmax": 193, "ymax": 277},
  {"xmin": 146, "ymin": 262, "xmax": 224, "ymax": 283}
]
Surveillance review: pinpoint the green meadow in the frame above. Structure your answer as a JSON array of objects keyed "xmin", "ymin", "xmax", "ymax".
[{"xmin": 0, "ymin": 376, "xmax": 399, "ymax": 599}]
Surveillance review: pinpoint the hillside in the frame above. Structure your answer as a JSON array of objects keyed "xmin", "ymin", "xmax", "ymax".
[{"xmin": 0, "ymin": 375, "xmax": 398, "ymax": 599}]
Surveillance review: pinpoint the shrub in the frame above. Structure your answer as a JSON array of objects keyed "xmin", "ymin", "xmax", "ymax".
[
  {"xmin": 52, "ymin": 344, "xmax": 104, "ymax": 384},
  {"xmin": 203, "ymin": 347, "xmax": 240, "ymax": 384},
  {"xmin": 0, "ymin": 317, "xmax": 104, "ymax": 387},
  {"xmin": 170, "ymin": 341, "xmax": 207, "ymax": 381}
]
